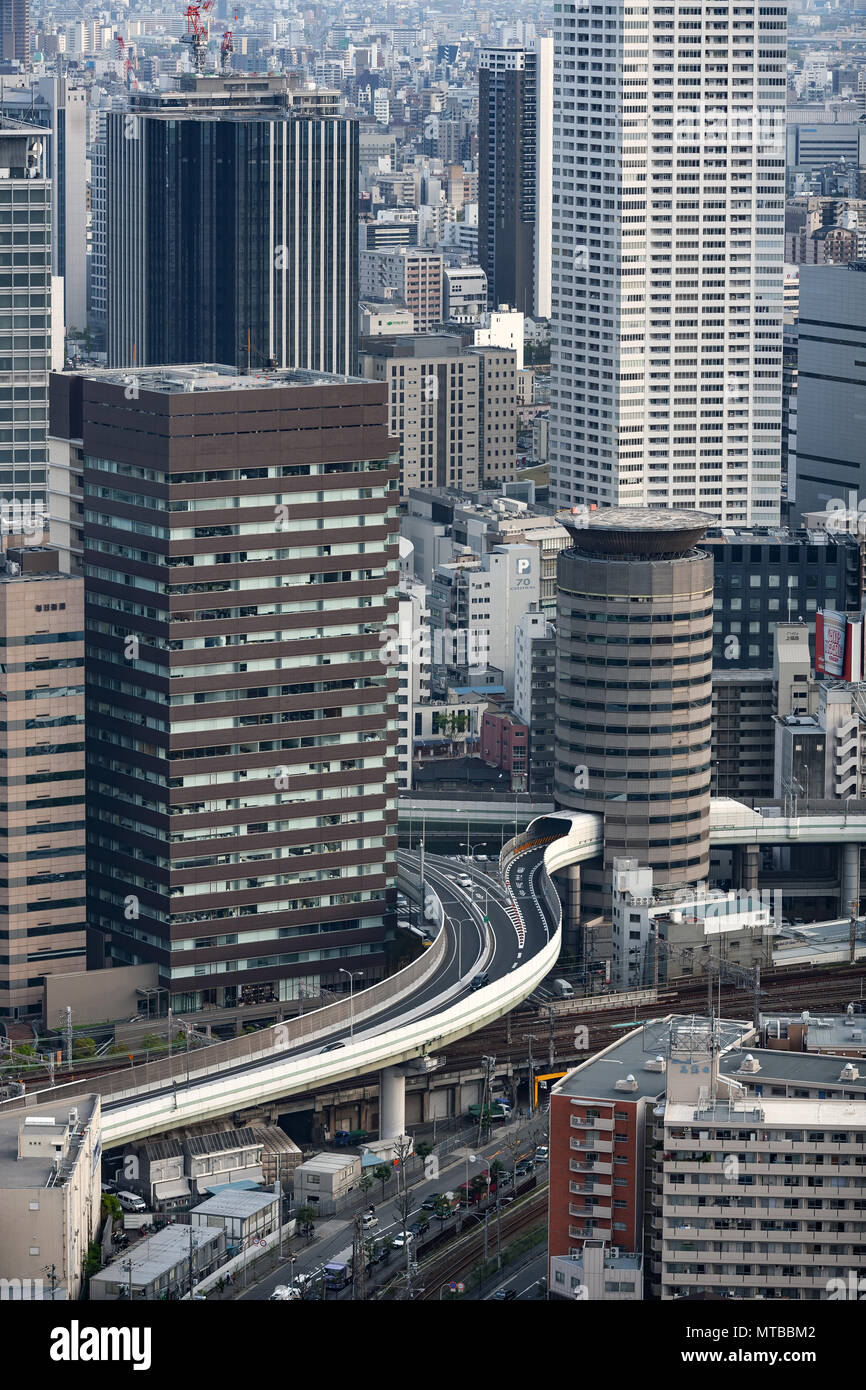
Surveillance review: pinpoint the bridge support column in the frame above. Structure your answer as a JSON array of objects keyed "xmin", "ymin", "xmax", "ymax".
[
  {"xmin": 841, "ymin": 842, "xmax": 861, "ymax": 918},
  {"xmin": 379, "ymin": 1066, "xmax": 406, "ymax": 1140},
  {"xmin": 556, "ymin": 863, "xmax": 582, "ymax": 960},
  {"xmin": 736, "ymin": 844, "xmax": 759, "ymax": 893}
]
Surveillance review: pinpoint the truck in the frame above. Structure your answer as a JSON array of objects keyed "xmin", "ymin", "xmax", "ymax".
[
  {"xmin": 552, "ymin": 978, "xmax": 574, "ymax": 999},
  {"xmin": 468, "ymin": 1101, "xmax": 511, "ymax": 1123},
  {"xmin": 324, "ymin": 1249, "xmax": 353, "ymax": 1290}
]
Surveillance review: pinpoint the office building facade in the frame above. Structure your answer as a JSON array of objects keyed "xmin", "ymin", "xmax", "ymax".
[
  {"xmin": 793, "ymin": 263, "xmax": 866, "ymax": 520},
  {"xmin": 50, "ymin": 365, "xmax": 399, "ymax": 1013},
  {"xmin": 0, "ymin": 548, "xmax": 85, "ymax": 1019},
  {"xmin": 549, "ymin": 1, "xmax": 787, "ymax": 522},
  {"xmin": 0, "ymin": 122, "xmax": 59, "ymax": 514},
  {"xmin": 478, "ymin": 41, "xmax": 552, "ymax": 319},
  {"xmin": 554, "ymin": 509, "xmax": 714, "ymax": 911},
  {"xmin": 106, "ymin": 77, "xmax": 357, "ymax": 376}
]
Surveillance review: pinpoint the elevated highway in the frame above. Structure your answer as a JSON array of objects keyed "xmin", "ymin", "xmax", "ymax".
[{"xmin": 3, "ymin": 800, "xmax": 864, "ymax": 1147}]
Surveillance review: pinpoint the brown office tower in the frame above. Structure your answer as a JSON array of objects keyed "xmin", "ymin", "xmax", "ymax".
[
  {"xmin": 49, "ymin": 365, "xmax": 400, "ymax": 1015},
  {"xmin": 0, "ymin": 547, "xmax": 85, "ymax": 1019},
  {"xmin": 553, "ymin": 508, "xmax": 714, "ymax": 919}
]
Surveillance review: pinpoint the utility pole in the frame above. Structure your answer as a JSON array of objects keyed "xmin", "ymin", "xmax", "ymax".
[
  {"xmin": 167, "ymin": 1004, "xmax": 173, "ymax": 1056},
  {"xmin": 188, "ymin": 1222, "xmax": 195, "ymax": 1300},
  {"xmin": 64, "ymin": 1006, "xmax": 73, "ymax": 1067},
  {"xmin": 523, "ymin": 1034, "xmax": 537, "ymax": 1113},
  {"xmin": 123, "ymin": 1257, "xmax": 133, "ymax": 1302},
  {"xmin": 352, "ymin": 1212, "xmax": 367, "ymax": 1301},
  {"xmin": 547, "ymin": 1007, "xmax": 555, "ymax": 1070}
]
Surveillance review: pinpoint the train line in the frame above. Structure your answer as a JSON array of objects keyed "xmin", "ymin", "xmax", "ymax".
[{"xmin": 408, "ymin": 1187, "xmax": 549, "ymax": 1301}]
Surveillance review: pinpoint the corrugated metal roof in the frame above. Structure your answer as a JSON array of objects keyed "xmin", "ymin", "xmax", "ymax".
[{"xmin": 184, "ymin": 1127, "xmax": 259, "ymax": 1157}]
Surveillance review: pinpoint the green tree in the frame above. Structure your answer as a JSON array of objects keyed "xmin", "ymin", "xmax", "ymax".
[
  {"xmin": 414, "ymin": 1141, "xmax": 433, "ymax": 1163},
  {"xmin": 72, "ymin": 1035, "xmax": 96, "ymax": 1057},
  {"xmin": 359, "ymin": 1172, "xmax": 374, "ymax": 1202},
  {"xmin": 373, "ymin": 1163, "xmax": 393, "ymax": 1200},
  {"xmin": 101, "ymin": 1193, "xmax": 122, "ymax": 1225},
  {"xmin": 432, "ymin": 1195, "xmax": 452, "ymax": 1228}
]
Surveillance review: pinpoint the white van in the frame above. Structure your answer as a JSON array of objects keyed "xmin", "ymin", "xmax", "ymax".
[
  {"xmin": 116, "ymin": 1190, "xmax": 147, "ymax": 1214},
  {"xmin": 361, "ymin": 1212, "xmax": 378, "ymax": 1231}
]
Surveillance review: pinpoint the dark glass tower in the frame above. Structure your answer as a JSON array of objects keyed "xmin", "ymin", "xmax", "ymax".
[{"xmin": 106, "ymin": 77, "xmax": 358, "ymax": 376}]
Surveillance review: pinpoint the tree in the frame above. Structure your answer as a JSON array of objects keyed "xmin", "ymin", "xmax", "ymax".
[
  {"xmin": 359, "ymin": 1172, "xmax": 374, "ymax": 1203},
  {"xmin": 503, "ymin": 1130, "xmax": 524, "ymax": 1190},
  {"xmin": 415, "ymin": 1141, "xmax": 433, "ymax": 1164},
  {"xmin": 295, "ymin": 1204, "xmax": 316, "ymax": 1241},
  {"xmin": 72, "ymin": 1035, "xmax": 96, "ymax": 1057},
  {"xmin": 101, "ymin": 1193, "xmax": 122, "ymax": 1225},
  {"xmin": 432, "ymin": 1195, "xmax": 452, "ymax": 1228},
  {"xmin": 374, "ymin": 1164, "xmax": 392, "ymax": 1200}
]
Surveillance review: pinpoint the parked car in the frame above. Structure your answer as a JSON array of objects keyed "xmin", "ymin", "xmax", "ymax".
[
  {"xmin": 515, "ymin": 1160, "xmax": 534, "ymax": 1177},
  {"xmin": 390, "ymin": 1232, "xmax": 416, "ymax": 1250},
  {"xmin": 493, "ymin": 1288, "xmax": 517, "ymax": 1301},
  {"xmin": 269, "ymin": 1285, "xmax": 300, "ymax": 1301},
  {"xmin": 420, "ymin": 1195, "xmax": 439, "ymax": 1211},
  {"xmin": 115, "ymin": 1191, "xmax": 147, "ymax": 1214},
  {"xmin": 534, "ymin": 1146, "xmax": 549, "ymax": 1163}
]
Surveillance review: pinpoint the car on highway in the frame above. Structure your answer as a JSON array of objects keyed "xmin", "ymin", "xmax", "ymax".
[
  {"xmin": 469, "ymin": 971, "xmax": 490, "ymax": 992},
  {"xmin": 319, "ymin": 1041, "xmax": 347, "ymax": 1053},
  {"xmin": 492, "ymin": 1288, "xmax": 517, "ymax": 1301}
]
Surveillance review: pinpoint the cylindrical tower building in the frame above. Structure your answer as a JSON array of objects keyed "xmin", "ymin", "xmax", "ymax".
[{"xmin": 554, "ymin": 507, "xmax": 715, "ymax": 915}]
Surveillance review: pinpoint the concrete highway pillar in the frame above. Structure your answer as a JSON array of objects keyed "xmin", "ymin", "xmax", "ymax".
[
  {"xmin": 557, "ymin": 863, "xmax": 582, "ymax": 960},
  {"xmin": 379, "ymin": 1066, "xmax": 406, "ymax": 1140},
  {"xmin": 738, "ymin": 844, "xmax": 759, "ymax": 894},
  {"xmin": 841, "ymin": 842, "xmax": 861, "ymax": 919}
]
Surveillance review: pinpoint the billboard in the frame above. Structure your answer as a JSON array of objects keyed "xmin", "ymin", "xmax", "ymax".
[{"xmin": 815, "ymin": 609, "xmax": 846, "ymax": 678}]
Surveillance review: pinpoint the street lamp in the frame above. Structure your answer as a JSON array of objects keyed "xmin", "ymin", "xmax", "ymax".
[
  {"xmin": 453, "ymin": 916, "xmax": 473, "ymax": 980},
  {"xmin": 338, "ymin": 969, "xmax": 363, "ymax": 1039}
]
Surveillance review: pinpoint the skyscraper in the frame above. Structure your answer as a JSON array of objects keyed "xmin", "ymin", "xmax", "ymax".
[
  {"xmin": 0, "ymin": 547, "xmax": 85, "ymax": 1020},
  {"xmin": 0, "ymin": 121, "xmax": 60, "ymax": 513},
  {"xmin": 0, "ymin": 0, "xmax": 28, "ymax": 68},
  {"xmin": 106, "ymin": 76, "xmax": 357, "ymax": 376},
  {"xmin": 50, "ymin": 364, "xmax": 400, "ymax": 1014},
  {"xmin": 478, "ymin": 40, "xmax": 553, "ymax": 319},
  {"xmin": 549, "ymin": 1, "xmax": 787, "ymax": 524}
]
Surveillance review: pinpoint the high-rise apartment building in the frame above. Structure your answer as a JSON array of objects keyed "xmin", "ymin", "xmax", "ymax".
[
  {"xmin": 106, "ymin": 76, "xmax": 357, "ymax": 376},
  {"xmin": 360, "ymin": 334, "xmax": 519, "ymax": 494},
  {"xmin": 0, "ymin": 547, "xmax": 85, "ymax": 1020},
  {"xmin": 478, "ymin": 40, "xmax": 553, "ymax": 318},
  {"xmin": 359, "ymin": 248, "xmax": 444, "ymax": 333},
  {"xmin": 0, "ymin": 121, "xmax": 61, "ymax": 514},
  {"xmin": 50, "ymin": 364, "xmax": 400, "ymax": 1014},
  {"xmin": 549, "ymin": 1, "xmax": 787, "ymax": 523}
]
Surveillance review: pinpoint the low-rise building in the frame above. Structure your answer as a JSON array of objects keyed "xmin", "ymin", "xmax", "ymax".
[
  {"xmin": 189, "ymin": 1188, "xmax": 280, "ymax": 1246},
  {"xmin": 89, "ymin": 1224, "xmax": 225, "ymax": 1301},
  {"xmin": 293, "ymin": 1152, "xmax": 362, "ymax": 1215},
  {"xmin": 0, "ymin": 1096, "xmax": 101, "ymax": 1301},
  {"xmin": 550, "ymin": 1240, "xmax": 643, "ymax": 1301}
]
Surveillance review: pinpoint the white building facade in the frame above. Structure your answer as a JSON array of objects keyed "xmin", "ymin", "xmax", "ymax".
[{"xmin": 549, "ymin": 0, "xmax": 787, "ymax": 524}]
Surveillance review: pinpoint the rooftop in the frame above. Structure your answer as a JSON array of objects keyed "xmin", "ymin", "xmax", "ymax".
[
  {"xmin": 722, "ymin": 1046, "xmax": 866, "ymax": 1092},
  {"xmin": 0, "ymin": 1096, "xmax": 98, "ymax": 1190},
  {"xmin": 65, "ymin": 364, "xmax": 364, "ymax": 395},
  {"xmin": 666, "ymin": 1097, "xmax": 866, "ymax": 1129},
  {"xmin": 191, "ymin": 1189, "xmax": 278, "ymax": 1219},
  {"xmin": 92, "ymin": 1225, "xmax": 223, "ymax": 1290},
  {"xmin": 557, "ymin": 506, "xmax": 714, "ymax": 557},
  {"xmin": 552, "ymin": 1016, "xmax": 753, "ymax": 1103}
]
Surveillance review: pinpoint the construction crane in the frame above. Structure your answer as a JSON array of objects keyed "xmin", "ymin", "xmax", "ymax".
[
  {"xmin": 114, "ymin": 35, "xmax": 138, "ymax": 92},
  {"xmin": 181, "ymin": 0, "xmax": 214, "ymax": 76},
  {"xmin": 220, "ymin": 30, "xmax": 234, "ymax": 72}
]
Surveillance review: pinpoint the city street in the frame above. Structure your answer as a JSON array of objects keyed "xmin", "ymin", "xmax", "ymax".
[{"xmin": 238, "ymin": 1114, "xmax": 549, "ymax": 1300}]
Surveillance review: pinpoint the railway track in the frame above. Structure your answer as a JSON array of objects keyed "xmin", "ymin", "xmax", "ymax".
[{"xmin": 408, "ymin": 1187, "xmax": 549, "ymax": 1301}]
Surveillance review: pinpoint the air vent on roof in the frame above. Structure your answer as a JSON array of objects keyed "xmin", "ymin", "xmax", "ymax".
[
  {"xmin": 644, "ymin": 1055, "xmax": 666, "ymax": 1073},
  {"xmin": 614, "ymin": 1074, "xmax": 638, "ymax": 1092},
  {"xmin": 739, "ymin": 1054, "xmax": 761, "ymax": 1073}
]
